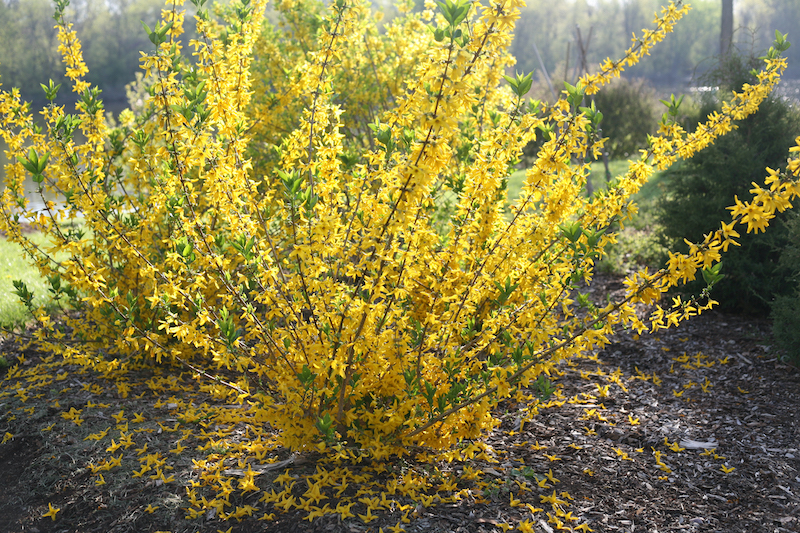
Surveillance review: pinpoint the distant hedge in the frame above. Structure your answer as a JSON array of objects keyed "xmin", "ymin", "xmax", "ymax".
[{"xmin": 592, "ymin": 77, "xmax": 657, "ymax": 159}]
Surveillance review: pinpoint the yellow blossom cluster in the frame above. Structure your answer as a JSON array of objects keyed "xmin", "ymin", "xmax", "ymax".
[{"xmin": 0, "ymin": 0, "xmax": 797, "ymax": 462}]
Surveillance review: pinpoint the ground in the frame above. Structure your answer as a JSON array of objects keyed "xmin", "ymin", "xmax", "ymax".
[{"xmin": 0, "ymin": 276, "xmax": 798, "ymax": 533}]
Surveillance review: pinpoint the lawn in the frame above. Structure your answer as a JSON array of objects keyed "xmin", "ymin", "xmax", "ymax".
[
  {"xmin": 507, "ymin": 159, "xmax": 663, "ymax": 209},
  {"xmin": 0, "ymin": 231, "xmax": 58, "ymax": 326}
]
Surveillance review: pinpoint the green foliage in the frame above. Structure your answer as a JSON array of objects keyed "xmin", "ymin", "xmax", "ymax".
[
  {"xmin": 771, "ymin": 210, "xmax": 800, "ymax": 365},
  {"xmin": 657, "ymin": 53, "xmax": 800, "ymax": 313},
  {"xmin": 592, "ymin": 78, "xmax": 657, "ymax": 159},
  {"xmin": 531, "ymin": 375, "xmax": 555, "ymax": 401},
  {"xmin": 503, "ymin": 71, "xmax": 534, "ymax": 99}
]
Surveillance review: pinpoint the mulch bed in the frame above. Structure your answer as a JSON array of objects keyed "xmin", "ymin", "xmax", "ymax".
[{"xmin": 0, "ymin": 276, "xmax": 798, "ymax": 533}]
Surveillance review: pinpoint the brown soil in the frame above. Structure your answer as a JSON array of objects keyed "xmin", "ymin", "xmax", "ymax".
[{"xmin": 1, "ymin": 279, "xmax": 798, "ymax": 533}]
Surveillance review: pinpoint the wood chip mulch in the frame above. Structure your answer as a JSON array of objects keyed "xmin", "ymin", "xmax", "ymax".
[
  {"xmin": 0, "ymin": 274, "xmax": 798, "ymax": 533},
  {"xmin": 388, "ymin": 278, "xmax": 800, "ymax": 533}
]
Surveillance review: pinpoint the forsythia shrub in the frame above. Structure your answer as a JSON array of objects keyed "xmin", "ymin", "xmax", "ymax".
[{"xmin": 0, "ymin": 0, "xmax": 798, "ymax": 457}]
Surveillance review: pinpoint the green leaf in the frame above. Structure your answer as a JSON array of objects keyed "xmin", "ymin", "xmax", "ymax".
[
  {"xmin": 315, "ymin": 413, "xmax": 335, "ymax": 440},
  {"xmin": 558, "ymin": 221, "xmax": 582, "ymax": 243},
  {"xmin": 702, "ymin": 262, "xmax": 724, "ymax": 287},
  {"xmin": 564, "ymin": 81, "xmax": 585, "ymax": 107},
  {"xmin": 503, "ymin": 71, "xmax": 534, "ymax": 99},
  {"xmin": 40, "ymin": 80, "xmax": 62, "ymax": 102},
  {"xmin": 298, "ymin": 365, "xmax": 316, "ymax": 386},
  {"xmin": 436, "ymin": 0, "xmax": 470, "ymax": 28},
  {"xmin": 659, "ymin": 93, "xmax": 684, "ymax": 116},
  {"xmin": 585, "ymin": 227, "xmax": 606, "ymax": 248},
  {"xmin": 141, "ymin": 20, "xmax": 154, "ymax": 42},
  {"xmin": 142, "ymin": 20, "xmax": 174, "ymax": 45}
]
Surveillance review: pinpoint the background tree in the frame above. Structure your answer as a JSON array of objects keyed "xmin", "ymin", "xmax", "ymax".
[
  {"xmin": 0, "ymin": 0, "xmax": 63, "ymax": 101},
  {"xmin": 510, "ymin": 0, "xmax": 799, "ymax": 91},
  {"xmin": 720, "ymin": 0, "xmax": 733, "ymax": 58},
  {"xmin": 0, "ymin": 0, "xmax": 202, "ymax": 105},
  {"xmin": 1, "ymin": 0, "xmax": 797, "ymax": 107}
]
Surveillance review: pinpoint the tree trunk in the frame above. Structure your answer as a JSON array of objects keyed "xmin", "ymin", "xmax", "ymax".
[{"xmin": 720, "ymin": 0, "xmax": 734, "ymax": 58}]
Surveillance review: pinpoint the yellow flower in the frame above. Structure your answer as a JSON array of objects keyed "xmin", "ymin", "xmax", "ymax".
[
  {"xmin": 170, "ymin": 442, "xmax": 187, "ymax": 455},
  {"xmin": 239, "ymin": 469, "xmax": 260, "ymax": 493},
  {"xmin": 43, "ymin": 503, "xmax": 60, "ymax": 521},
  {"xmin": 358, "ymin": 507, "xmax": 378, "ymax": 523},
  {"xmin": 540, "ymin": 490, "xmax": 567, "ymax": 506},
  {"xmin": 336, "ymin": 501, "xmax": 356, "ymax": 519}
]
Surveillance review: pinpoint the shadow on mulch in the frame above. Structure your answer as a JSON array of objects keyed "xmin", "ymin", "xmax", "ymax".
[{"xmin": 0, "ymin": 435, "xmax": 46, "ymax": 531}]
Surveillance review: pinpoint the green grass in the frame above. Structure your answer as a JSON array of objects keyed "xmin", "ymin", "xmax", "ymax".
[
  {"xmin": 507, "ymin": 159, "xmax": 670, "ymax": 273},
  {"xmin": 508, "ymin": 159, "xmax": 663, "ymax": 207},
  {"xmin": 0, "ymin": 232, "xmax": 56, "ymax": 326}
]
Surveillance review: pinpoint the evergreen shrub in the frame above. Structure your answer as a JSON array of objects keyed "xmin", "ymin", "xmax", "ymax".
[
  {"xmin": 657, "ymin": 52, "xmax": 800, "ymax": 314},
  {"xmin": 771, "ymin": 210, "xmax": 800, "ymax": 364},
  {"xmin": 0, "ymin": 0, "xmax": 797, "ymax": 456}
]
